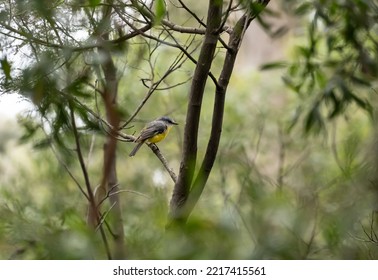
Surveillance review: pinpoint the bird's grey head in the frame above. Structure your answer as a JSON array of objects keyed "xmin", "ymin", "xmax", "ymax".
[{"xmin": 158, "ymin": 116, "xmax": 178, "ymax": 125}]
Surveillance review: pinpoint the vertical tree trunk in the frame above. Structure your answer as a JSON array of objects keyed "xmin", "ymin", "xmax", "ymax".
[
  {"xmin": 99, "ymin": 18, "xmax": 126, "ymax": 261},
  {"xmin": 169, "ymin": 0, "xmax": 271, "ymax": 224},
  {"xmin": 87, "ymin": 1, "xmax": 126, "ymax": 258},
  {"xmin": 101, "ymin": 53, "xmax": 125, "ymax": 258},
  {"xmin": 169, "ymin": 0, "xmax": 223, "ymax": 223}
]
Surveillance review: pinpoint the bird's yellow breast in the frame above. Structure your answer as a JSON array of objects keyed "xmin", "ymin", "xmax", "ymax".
[{"xmin": 148, "ymin": 126, "xmax": 172, "ymax": 143}]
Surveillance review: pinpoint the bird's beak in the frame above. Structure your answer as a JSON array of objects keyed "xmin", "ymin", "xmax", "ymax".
[{"xmin": 172, "ymin": 121, "xmax": 179, "ymax": 125}]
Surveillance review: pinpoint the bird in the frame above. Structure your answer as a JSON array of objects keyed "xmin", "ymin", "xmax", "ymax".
[{"xmin": 129, "ymin": 116, "xmax": 178, "ymax": 157}]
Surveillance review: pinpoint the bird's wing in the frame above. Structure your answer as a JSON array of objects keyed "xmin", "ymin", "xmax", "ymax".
[{"xmin": 135, "ymin": 120, "xmax": 167, "ymax": 142}]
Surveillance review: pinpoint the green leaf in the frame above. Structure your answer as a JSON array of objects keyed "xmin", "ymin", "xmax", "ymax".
[
  {"xmin": 33, "ymin": 0, "xmax": 54, "ymax": 19},
  {"xmin": 260, "ymin": 61, "xmax": 287, "ymax": 71},
  {"xmin": 294, "ymin": 2, "xmax": 312, "ymax": 16},
  {"xmin": 271, "ymin": 26, "xmax": 289, "ymax": 38},
  {"xmin": 296, "ymin": 46, "xmax": 311, "ymax": 58},
  {"xmin": 249, "ymin": 2, "xmax": 265, "ymax": 15},
  {"xmin": 349, "ymin": 75, "xmax": 371, "ymax": 87},
  {"xmin": 338, "ymin": 81, "xmax": 353, "ymax": 101},
  {"xmin": 327, "ymin": 93, "xmax": 343, "ymax": 119},
  {"xmin": 315, "ymin": 69, "xmax": 326, "ymax": 88},
  {"xmin": 349, "ymin": 92, "xmax": 373, "ymax": 115},
  {"xmin": 305, "ymin": 103, "xmax": 324, "ymax": 133},
  {"xmin": 33, "ymin": 138, "xmax": 52, "ymax": 150},
  {"xmin": 0, "ymin": 10, "xmax": 8, "ymax": 23},
  {"xmin": 89, "ymin": 0, "xmax": 101, "ymax": 7},
  {"xmin": 154, "ymin": 0, "xmax": 166, "ymax": 25},
  {"xmin": 0, "ymin": 58, "xmax": 12, "ymax": 81},
  {"xmin": 323, "ymin": 221, "xmax": 340, "ymax": 250},
  {"xmin": 326, "ymin": 35, "xmax": 337, "ymax": 53},
  {"xmin": 18, "ymin": 116, "xmax": 40, "ymax": 144},
  {"xmin": 282, "ymin": 76, "xmax": 301, "ymax": 93}
]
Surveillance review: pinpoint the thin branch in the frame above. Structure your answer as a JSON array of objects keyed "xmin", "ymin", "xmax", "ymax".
[
  {"xmin": 302, "ymin": 202, "xmax": 319, "ymax": 259},
  {"xmin": 149, "ymin": 143, "xmax": 178, "ymax": 183},
  {"xmin": 51, "ymin": 150, "xmax": 89, "ymax": 201},
  {"xmin": 108, "ymin": 189, "xmax": 151, "ymax": 200},
  {"xmin": 115, "ymin": 2, "xmax": 220, "ymax": 87},
  {"xmin": 86, "ymin": 134, "xmax": 96, "ymax": 168},
  {"xmin": 69, "ymin": 102, "xmax": 112, "ymax": 259},
  {"xmin": 43, "ymin": 123, "xmax": 90, "ymax": 201},
  {"xmin": 0, "ymin": 18, "xmax": 152, "ymax": 52},
  {"xmin": 56, "ymin": 88, "xmax": 135, "ymax": 143},
  {"xmin": 331, "ymin": 121, "xmax": 345, "ymax": 174},
  {"xmin": 141, "ymin": 76, "xmax": 192, "ymax": 91},
  {"xmin": 358, "ymin": 212, "xmax": 378, "ymax": 245},
  {"xmin": 177, "ymin": 0, "xmax": 207, "ymax": 28},
  {"xmin": 161, "ymin": 18, "xmax": 206, "ymax": 34},
  {"xmin": 119, "ymin": 39, "xmax": 189, "ymax": 129},
  {"xmin": 277, "ymin": 125, "xmax": 286, "ymax": 189},
  {"xmin": 95, "ymin": 201, "xmax": 117, "ymax": 232},
  {"xmin": 217, "ymin": 0, "xmax": 233, "ymax": 33},
  {"xmin": 98, "ymin": 183, "xmax": 151, "ymax": 206}
]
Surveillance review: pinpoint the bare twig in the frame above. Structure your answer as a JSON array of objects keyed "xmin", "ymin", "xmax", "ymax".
[
  {"xmin": 149, "ymin": 143, "xmax": 178, "ymax": 183},
  {"xmin": 119, "ymin": 40, "xmax": 189, "ymax": 129},
  {"xmin": 277, "ymin": 125, "xmax": 286, "ymax": 189},
  {"xmin": 218, "ymin": 0, "xmax": 233, "ymax": 33},
  {"xmin": 331, "ymin": 121, "xmax": 345, "ymax": 174},
  {"xmin": 96, "ymin": 201, "xmax": 117, "ymax": 232},
  {"xmin": 115, "ymin": 7, "xmax": 220, "ymax": 88},
  {"xmin": 69, "ymin": 102, "xmax": 112, "ymax": 259},
  {"xmin": 86, "ymin": 134, "xmax": 96, "ymax": 168},
  {"xmin": 98, "ymin": 183, "xmax": 151, "ymax": 206},
  {"xmin": 177, "ymin": 0, "xmax": 207, "ymax": 27},
  {"xmin": 0, "ymin": 19, "xmax": 152, "ymax": 52},
  {"xmin": 43, "ymin": 122, "xmax": 90, "ymax": 201}
]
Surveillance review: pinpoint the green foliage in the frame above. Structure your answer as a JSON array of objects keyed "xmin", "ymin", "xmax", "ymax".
[
  {"xmin": 88, "ymin": 0, "xmax": 101, "ymax": 8},
  {"xmin": 154, "ymin": 0, "xmax": 166, "ymax": 25},
  {"xmin": 276, "ymin": 0, "xmax": 378, "ymax": 133},
  {"xmin": 0, "ymin": 57, "xmax": 11, "ymax": 82},
  {"xmin": 2, "ymin": 73, "xmax": 378, "ymax": 260}
]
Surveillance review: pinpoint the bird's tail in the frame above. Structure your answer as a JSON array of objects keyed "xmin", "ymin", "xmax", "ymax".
[{"xmin": 129, "ymin": 142, "xmax": 144, "ymax": 157}]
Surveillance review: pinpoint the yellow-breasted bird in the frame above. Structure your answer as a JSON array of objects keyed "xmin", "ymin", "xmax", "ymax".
[{"xmin": 129, "ymin": 116, "xmax": 178, "ymax": 157}]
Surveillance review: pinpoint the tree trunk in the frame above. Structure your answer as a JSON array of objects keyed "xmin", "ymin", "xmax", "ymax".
[
  {"xmin": 169, "ymin": 0, "xmax": 223, "ymax": 223},
  {"xmin": 169, "ymin": 0, "xmax": 271, "ymax": 224}
]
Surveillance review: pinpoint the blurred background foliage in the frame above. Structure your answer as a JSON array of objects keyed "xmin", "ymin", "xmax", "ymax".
[{"xmin": 1, "ymin": 0, "xmax": 378, "ymax": 259}]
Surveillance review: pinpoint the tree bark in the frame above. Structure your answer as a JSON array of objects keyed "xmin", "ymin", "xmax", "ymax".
[
  {"xmin": 169, "ymin": 0, "xmax": 223, "ymax": 223},
  {"xmin": 169, "ymin": 0, "xmax": 271, "ymax": 224},
  {"xmin": 86, "ymin": 1, "xmax": 126, "ymax": 259},
  {"xmin": 185, "ymin": 14, "xmax": 255, "ymax": 217},
  {"xmin": 99, "ymin": 18, "xmax": 126, "ymax": 261}
]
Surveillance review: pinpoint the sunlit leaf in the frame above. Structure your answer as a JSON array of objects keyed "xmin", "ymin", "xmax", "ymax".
[{"xmin": 315, "ymin": 69, "xmax": 326, "ymax": 88}]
